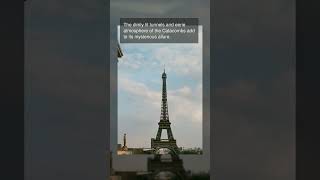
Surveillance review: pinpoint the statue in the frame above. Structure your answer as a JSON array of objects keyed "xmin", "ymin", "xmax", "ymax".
[{"xmin": 121, "ymin": 133, "xmax": 128, "ymax": 151}]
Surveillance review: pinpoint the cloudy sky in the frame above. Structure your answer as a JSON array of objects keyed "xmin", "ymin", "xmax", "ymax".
[{"xmin": 118, "ymin": 27, "xmax": 203, "ymax": 149}]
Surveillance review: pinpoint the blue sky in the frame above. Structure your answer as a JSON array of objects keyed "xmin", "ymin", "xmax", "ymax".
[{"xmin": 118, "ymin": 27, "xmax": 203, "ymax": 149}]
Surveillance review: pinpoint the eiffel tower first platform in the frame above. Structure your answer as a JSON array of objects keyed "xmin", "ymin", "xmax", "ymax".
[{"xmin": 151, "ymin": 69, "xmax": 179, "ymax": 154}]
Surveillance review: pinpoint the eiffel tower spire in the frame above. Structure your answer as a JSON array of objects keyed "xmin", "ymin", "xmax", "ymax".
[{"xmin": 161, "ymin": 69, "xmax": 168, "ymax": 121}]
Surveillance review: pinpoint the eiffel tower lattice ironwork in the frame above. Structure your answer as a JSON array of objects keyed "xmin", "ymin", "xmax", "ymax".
[{"xmin": 151, "ymin": 69, "xmax": 179, "ymax": 154}]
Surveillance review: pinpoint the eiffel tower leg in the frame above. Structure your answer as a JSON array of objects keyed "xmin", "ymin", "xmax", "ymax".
[
  {"xmin": 156, "ymin": 128, "xmax": 162, "ymax": 140},
  {"xmin": 167, "ymin": 128, "xmax": 174, "ymax": 140}
]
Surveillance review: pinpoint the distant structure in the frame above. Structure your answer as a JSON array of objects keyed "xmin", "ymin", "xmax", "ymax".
[
  {"xmin": 121, "ymin": 133, "xmax": 128, "ymax": 151},
  {"xmin": 151, "ymin": 68, "xmax": 179, "ymax": 154}
]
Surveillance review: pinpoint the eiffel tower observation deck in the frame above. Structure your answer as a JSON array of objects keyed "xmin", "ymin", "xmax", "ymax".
[{"xmin": 151, "ymin": 69, "xmax": 179, "ymax": 154}]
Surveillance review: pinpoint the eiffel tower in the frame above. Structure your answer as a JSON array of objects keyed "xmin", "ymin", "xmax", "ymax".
[{"xmin": 151, "ymin": 68, "xmax": 179, "ymax": 154}]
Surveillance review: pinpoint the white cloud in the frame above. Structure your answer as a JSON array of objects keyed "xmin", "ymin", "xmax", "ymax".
[
  {"xmin": 119, "ymin": 53, "xmax": 144, "ymax": 69},
  {"xmin": 168, "ymin": 88, "xmax": 202, "ymax": 124},
  {"xmin": 119, "ymin": 77, "xmax": 160, "ymax": 106},
  {"xmin": 152, "ymin": 45, "xmax": 202, "ymax": 79},
  {"xmin": 118, "ymin": 26, "xmax": 203, "ymax": 80},
  {"xmin": 169, "ymin": 86, "xmax": 192, "ymax": 97}
]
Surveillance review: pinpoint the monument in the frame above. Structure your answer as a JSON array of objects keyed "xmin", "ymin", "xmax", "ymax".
[
  {"xmin": 121, "ymin": 133, "xmax": 128, "ymax": 151},
  {"xmin": 148, "ymin": 69, "xmax": 187, "ymax": 179},
  {"xmin": 151, "ymin": 69, "xmax": 179, "ymax": 154}
]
